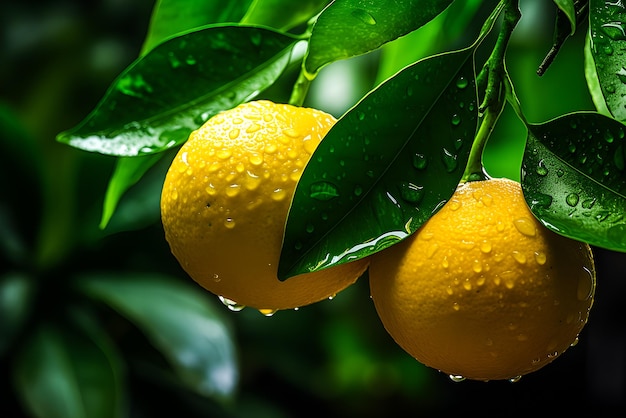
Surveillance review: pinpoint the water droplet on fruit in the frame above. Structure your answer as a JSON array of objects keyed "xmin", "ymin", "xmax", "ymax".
[
  {"xmin": 480, "ymin": 241, "xmax": 492, "ymax": 253},
  {"xmin": 226, "ymin": 184, "xmax": 240, "ymax": 197},
  {"xmin": 218, "ymin": 295, "xmax": 245, "ymax": 311},
  {"xmin": 512, "ymin": 251, "xmax": 527, "ymax": 264},
  {"xmin": 271, "ymin": 188, "xmax": 287, "ymax": 201},
  {"xmin": 224, "ymin": 218, "xmax": 236, "ymax": 228},
  {"xmin": 513, "ymin": 217, "xmax": 537, "ymax": 237},
  {"xmin": 212, "ymin": 273, "xmax": 220, "ymax": 282},
  {"xmin": 258, "ymin": 308, "xmax": 276, "ymax": 317},
  {"xmin": 248, "ymin": 153, "xmax": 263, "ymax": 166},
  {"xmin": 509, "ymin": 376, "xmax": 522, "ymax": 383},
  {"xmin": 449, "ymin": 375, "xmax": 466, "ymax": 382},
  {"xmin": 534, "ymin": 251, "xmax": 547, "ymax": 265}
]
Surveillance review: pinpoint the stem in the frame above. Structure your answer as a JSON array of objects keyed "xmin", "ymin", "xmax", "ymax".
[
  {"xmin": 463, "ymin": 0, "xmax": 520, "ymax": 182},
  {"xmin": 289, "ymin": 69, "xmax": 313, "ymax": 106},
  {"xmin": 462, "ymin": 90, "xmax": 506, "ymax": 182},
  {"xmin": 478, "ymin": 0, "xmax": 521, "ymax": 113}
]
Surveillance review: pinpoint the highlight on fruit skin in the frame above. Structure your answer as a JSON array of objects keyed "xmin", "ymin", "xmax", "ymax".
[
  {"xmin": 160, "ymin": 100, "xmax": 369, "ymax": 313},
  {"xmin": 369, "ymin": 177, "xmax": 596, "ymax": 381}
]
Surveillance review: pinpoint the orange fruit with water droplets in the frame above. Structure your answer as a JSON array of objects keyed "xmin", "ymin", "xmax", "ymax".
[
  {"xmin": 160, "ymin": 100, "xmax": 369, "ymax": 312},
  {"xmin": 369, "ymin": 178, "xmax": 595, "ymax": 381}
]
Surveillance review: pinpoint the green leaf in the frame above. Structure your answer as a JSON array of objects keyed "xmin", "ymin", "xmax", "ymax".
[
  {"xmin": 241, "ymin": 0, "xmax": 330, "ymax": 31},
  {"xmin": 589, "ymin": 0, "xmax": 626, "ymax": 121},
  {"xmin": 279, "ymin": 47, "xmax": 479, "ymax": 279},
  {"xmin": 79, "ymin": 273, "xmax": 238, "ymax": 399},
  {"xmin": 304, "ymin": 0, "xmax": 453, "ymax": 75},
  {"xmin": 100, "ymin": 154, "xmax": 163, "ymax": 229},
  {"xmin": 553, "ymin": 0, "xmax": 577, "ymax": 34},
  {"xmin": 584, "ymin": 29, "xmax": 612, "ymax": 117},
  {"xmin": 0, "ymin": 272, "xmax": 33, "ymax": 355},
  {"xmin": 14, "ymin": 321, "xmax": 125, "ymax": 418},
  {"xmin": 57, "ymin": 26, "xmax": 297, "ymax": 157},
  {"xmin": 142, "ymin": 0, "xmax": 253, "ymax": 53},
  {"xmin": 522, "ymin": 112, "xmax": 626, "ymax": 252}
]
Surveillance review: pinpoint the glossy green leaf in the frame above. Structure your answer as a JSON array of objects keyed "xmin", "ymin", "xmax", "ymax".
[
  {"xmin": 100, "ymin": 154, "xmax": 163, "ymax": 229},
  {"xmin": 14, "ymin": 321, "xmax": 125, "ymax": 418},
  {"xmin": 584, "ymin": 30, "xmax": 612, "ymax": 116},
  {"xmin": 554, "ymin": 0, "xmax": 577, "ymax": 34},
  {"xmin": 57, "ymin": 26, "xmax": 297, "ymax": 156},
  {"xmin": 100, "ymin": 151, "xmax": 175, "ymax": 234},
  {"xmin": 79, "ymin": 273, "xmax": 238, "ymax": 399},
  {"xmin": 589, "ymin": 0, "xmax": 626, "ymax": 121},
  {"xmin": 304, "ymin": 0, "xmax": 453, "ymax": 75},
  {"xmin": 522, "ymin": 112, "xmax": 626, "ymax": 252},
  {"xmin": 142, "ymin": 0, "xmax": 253, "ymax": 53},
  {"xmin": 279, "ymin": 48, "xmax": 479, "ymax": 279},
  {"xmin": 241, "ymin": 0, "xmax": 330, "ymax": 31}
]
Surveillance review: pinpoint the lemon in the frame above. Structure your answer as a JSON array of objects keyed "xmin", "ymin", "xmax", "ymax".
[
  {"xmin": 161, "ymin": 100, "xmax": 369, "ymax": 312},
  {"xmin": 369, "ymin": 177, "xmax": 595, "ymax": 381}
]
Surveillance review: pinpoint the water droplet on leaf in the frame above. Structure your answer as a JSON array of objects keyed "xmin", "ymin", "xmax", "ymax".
[
  {"xmin": 412, "ymin": 153, "xmax": 427, "ymax": 170},
  {"xmin": 351, "ymin": 8, "xmax": 377, "ymax": 25},
  {"xmin": 441, "ymin": 148, "xmax": 458, "ymax": 172},
  {"xmin": 456, "ymin": 76, "xmax": 469, "ymax": 89},
  {"xmin": 566, "ymin": 193, "xmax": 580, "ymax": 207},
  {"xmin": 310, "ymin": 181, "xmax": 340, "ymax": 200}
]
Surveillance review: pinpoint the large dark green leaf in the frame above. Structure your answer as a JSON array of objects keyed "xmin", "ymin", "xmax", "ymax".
[
  {"xmin": 79, "ymin": 273, "xmax": 238, "ymax": 399},
  {"xmin": 240, "ymin": 0, "xmax": 330, "ymax": 31},
  {"xmin": 304, "ymin": 0, "xmax": 453, "ymax": 75},
  {"xmin": 57, "ymin": 26, "xmax": 297, "ymax": 156},
  {"xmin": 14, "ymin": 321, "xmax": 125, "ymax": 418},
  {"xmin": 279, "ymin": 48, "xmax": 479, "ymax": 279},
  {"xmin": 589, "ymin": 0, "xmax": 626, "ymax": 121},
  {"xmin": 142, "ymin": 0, "xmax": 253, "ymax": 53},
  {"xmin": 522, "ymin": 112, "xmax": 626, "ymax": 252}
]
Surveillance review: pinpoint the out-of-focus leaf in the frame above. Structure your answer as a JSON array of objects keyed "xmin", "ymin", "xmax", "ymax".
[
  {"xmin": 522, "ymin": 112, "xmax": 626, "ymax": 252},
  {"xmin": 279, "ymin": 47, "xmax": 479, "ymax": 279},
  {"xmin": 304, "ymin": 0, "xmax": 453, "ymax": 75},
  {"xmin": 100, "ymin": 154, "xmax": 163, "ymax": 229},
  {"xmin": 554, "ymin": 0, "xmax": 577, "ymax": 34},
  {"xmin": 240, "ymin": 0, "xmax": 330, "ymax": 31},
  {"xmin": 142, "ymin": 0, "xmax": 253, "ymax": 53},
  {"xmin": 588, "ymin": 0, "xmax": 626, "ymax": 121},
  {"xmin": 79, "ymin": 273, "xmax": 238, "ymax": 399},
  {"xmin": 57, "ymin": 26, "xmax": 297, "ymax": 157},
  {"xmin": 0, "ymin": 272, "xmax": 33, "ymax": 355},
  {"xmin": 14, "ymin": 321, "xmax": 125, "ymax": 418}
]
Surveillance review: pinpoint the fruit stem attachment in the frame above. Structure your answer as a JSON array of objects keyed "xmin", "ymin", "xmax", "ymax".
[
  {"xmin": 462, "ymin": 0, "xmax": 520, "ymax": 182},
  {"xmin": 289, "ymin": 69, "xmax": 313, "ymax": 107}
]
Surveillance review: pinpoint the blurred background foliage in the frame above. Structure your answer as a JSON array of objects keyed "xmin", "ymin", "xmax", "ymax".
[{"xmin": 1, "ymin": 0, "xmax": 625, "ymax": 417}]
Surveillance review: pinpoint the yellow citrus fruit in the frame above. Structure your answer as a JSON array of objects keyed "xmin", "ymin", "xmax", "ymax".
[
  {"xmin": 161, "ymin": 100, "xmax": 369, "ymax": 312},
  {"xmin": 369, "ymin": 178, "xmax": 595, "ymax": 381}
]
